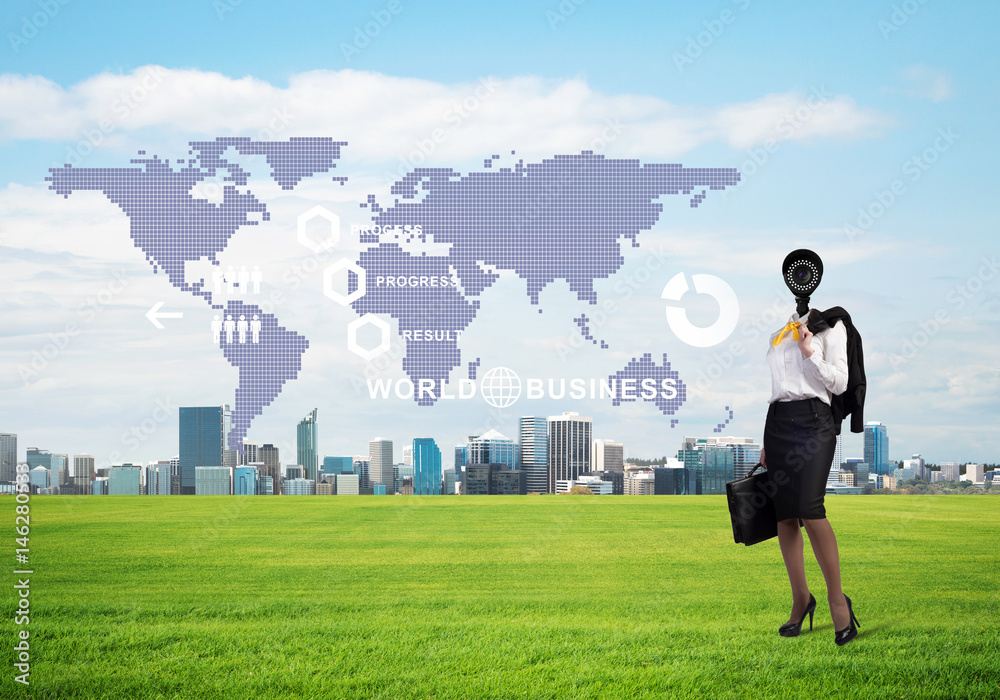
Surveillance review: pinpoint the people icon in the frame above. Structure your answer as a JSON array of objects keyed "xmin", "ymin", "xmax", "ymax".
[
  {"xmin": 238, "ymin": 265, "xmax": 250, "ymax": 295},
  {"xmin": 212, "ymin": 268, "xmax": 225, "ymax": 295},
  {"xmin": 250, "ymin": 314, "xmax": 262, "ymax": 343},
  {"xmin": 224, "ymin": 314, "xmax": 236, "ymax": 344},
  {"xmin": 211, "ymin": 315, "xmax": 222, "ymax": 344},
  {"xmin": 237, "ymin": 314, "xmax": 248, "ymax": 344},
  {"xmin": 225, "ymin": 266, "xmax": 237, "ymax": 295},
  {"xmin": 251, "ymin": 265, "xmax": 263, "ymax": 294}
]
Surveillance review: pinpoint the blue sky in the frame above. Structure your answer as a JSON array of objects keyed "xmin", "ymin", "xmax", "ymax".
[{"xmin": 1, "ymin": 0, "xmax": 997, "ymax": 468}]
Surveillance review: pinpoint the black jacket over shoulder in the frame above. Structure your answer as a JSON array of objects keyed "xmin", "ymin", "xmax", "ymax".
[{"xmin": 806, "ymin": 306, "xmax": 867, "ymax": 435}]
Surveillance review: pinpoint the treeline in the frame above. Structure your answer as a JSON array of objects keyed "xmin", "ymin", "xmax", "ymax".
[{"xmin": 873, "ymin": 479, "xmax": 997, "ymax": 495}]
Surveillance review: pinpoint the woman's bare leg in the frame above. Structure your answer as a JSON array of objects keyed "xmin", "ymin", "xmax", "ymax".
[
  {"xmin": 802, "ymin": 517, "xmax": 849, "ymax": 630},
  {"xmin": 777, "ymin": 517, "xmax": 812, "ymax": 623}
]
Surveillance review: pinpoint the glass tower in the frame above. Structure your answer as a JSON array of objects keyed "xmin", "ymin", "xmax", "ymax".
[
  {"xmin": 864, "ymin": 422, "xmax": 889, "ymax": 475},
  {"xmin": 412, "ymin": 438, "xmax": 442, "ymax": 495},
  {"xmin": 519, "ymin": 417, "xmax": 549, "ymax": 494},
  {"xmin": 297, "ymin": 408, "xmax": 319, "ymax": 482},
  {"xmin": 467, "ymin": 429, "xmax": 518, "ymax": 470},
  {"xmin": 179, "ymin": 405, "xmax": 230, "ymax": 495}
]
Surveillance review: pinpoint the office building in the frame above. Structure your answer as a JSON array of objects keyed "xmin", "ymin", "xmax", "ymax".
[
  {"xmin": 179, "ymin": 405, "xmax": 231, "ymax": 494},
  {"xmin": 556, "ymin": 474, "xmax": 613, "ymax": 495},
  {"xmin": 403, "ymin": 446, "xmax": 413, "ymax": 466},
  {"xmin": 354, "ymin": 459, "xmax": 370, "ymax": 488},
  {"xmin": 316, "ymin": 479, "xmax": 334, "ymax": 495},
  {"xmin": 248, "ymin": 463, "xmax": 273, "ymax": 494},
  {"xmin": 519, "ymin": 417, "xmax": 549, "ymax": 494},
  {"xmin": 939, "ymin": 462, "xmax": 960, "ymax": 482},
  {"xmin": 92, "ymin": 478, "xmax": 108, "ymax": 495},
  {"xmin": 547, "ymin": 412, "xmax": 592, "ymax": 493},
  {"xmin": 74, "ymin": 455, "xmax": 96, "ymax": 494},
  {"xmin": 284, "ymin": 478, "xmax": 316, "ymax": 495},
  {"xmin": 108, "ymin": 465, "xmax": 142, "ymax": 495},
  {"xmin": 285, "ymin": 465, "xmax": 304, "ymax": 480},
  {"xmin": 864, "ymin": 421, "xmax": 890, "ymax": 475},
  {"xmin": 893, "ymin": 465, "xmax": 915, "ymax": 484},
  {"xmin": 369, "ymin": 438, "xmax": 393, "ymax": 492},
  {"xmin": 832, "ymin": 433, "xmax": 842, "ymax": 474},
  {"xmin": 146, "ymin": 461, "xmax": 172, "ymax": 495},
  {"xmin": 653, "ymin": 465, "xmax": 686, "ymax": 495},
  {"xmin": 195, "ymin": 466, "xmax": 232, "ymax": 495},
  {"xmin": 463, "ymin": 463, "xmax": 526, "ymax": 495},
  {"xmin": 336, "ymin": 473, "xmax": 360, "ymax": 495},
  {"xmin": 624, "ymin": 471, "xmax": 656, "ymax": 495},
  {"xmin": 900, "ymin": 454, "xmax": 926, "ymax": 481},
  {"xmin": 234, "ymin": 466, "xmax": 259, "ymax": 495},
  {"xmin": 297, "ymin": 408, "xmax": 319, "ymax": 482},
  {"xmin": 592, "ymin": 439, "xmax": 624, "ymax": 473},
  {"xmin": 966, "ymin": 464, "xmax": 985, "ymax": 484},
  {"xmin": 467, "ymin": 430, "xmax": 518, "ymax": 470},
  {"xmin": 27, "ymin": 447, "xmax": 61, "ymax": 471},
  {"xmin": 443, "ymin": 470, "xmax": 457, "ymax": 495},
  {"xmin": 413, "ymin": 438, "xmax": 442, "ymax": 495},
  {"xmin": 0, "ymin": 433, "xmax": 16, "ymax": 483},
  {"xmin": 454, "ymin": 445, "xmax": 467, "ymax": 484},
  {"xmin": 394, "ymin": 464, "xmax": 413, "ymax": 494},
  {"xmin": 29, "ymin": 466, "xmax": 51, "ymax": 491},
  {"xmin": 240, "ymin": 440, "xmax": 259, "ymax": 465},
  {"xmin": 841, "ymin": 459, "xmax": 870, "ymax": 489},
  {"xmin": 323, "ymin": 456, "xmax": 354, "ymax": 475},
  {"xmin": 677, "ymin": 440, "xmax": 735, "ymax": 495}
]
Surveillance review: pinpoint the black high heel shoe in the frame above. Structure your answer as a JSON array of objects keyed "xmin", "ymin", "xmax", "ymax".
[
  {"xmin": 834, "ymin": 594, "xmax": 861, "ymax": 646},
  {"xmin": 778, "ymin": 593, "xmax": 816, "ymax": 637}
]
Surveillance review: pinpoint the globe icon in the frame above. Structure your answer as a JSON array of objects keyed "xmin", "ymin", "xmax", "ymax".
[{"xmin": 480, "ymin": 367, "xmax": 522, "ymax": 408}]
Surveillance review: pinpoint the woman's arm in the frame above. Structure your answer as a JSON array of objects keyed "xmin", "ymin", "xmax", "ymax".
[{"xmin": 798, "ymin": 320, "xmax": 849, "ymax": 395}]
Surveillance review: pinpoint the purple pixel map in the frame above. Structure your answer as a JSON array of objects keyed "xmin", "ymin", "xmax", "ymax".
[{"xmin": 48, "ymin": 141, "xmax": 739, "ymax": 445}]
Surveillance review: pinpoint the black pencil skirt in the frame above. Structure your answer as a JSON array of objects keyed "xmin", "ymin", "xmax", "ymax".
[{"xmin": 763, "ymin": 397, "xmax": 837, "ymax": 521}]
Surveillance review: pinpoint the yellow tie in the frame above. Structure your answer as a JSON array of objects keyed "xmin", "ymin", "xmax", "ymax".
[{"xmin": 772, "ymin": 321, "xmax": 802, "ymax": 347}]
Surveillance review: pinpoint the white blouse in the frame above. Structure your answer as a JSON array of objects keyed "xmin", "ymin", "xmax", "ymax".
[{"xmin": 766, "ymin": 310, "xmax": 849, "ymax": 405}]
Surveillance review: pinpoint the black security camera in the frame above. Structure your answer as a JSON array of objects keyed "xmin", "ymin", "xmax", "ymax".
[{"xmin": 782, "ymin": 249, "xmax": 823, "ymax": 318}]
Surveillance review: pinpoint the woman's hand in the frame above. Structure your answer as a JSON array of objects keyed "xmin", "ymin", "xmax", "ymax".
[
  {"xmin": 797, "ymin": 324, "xmax": 814, "ymax": 358},
  {"xmin": 759, "ymin": 447, "xmax": 766, "ymax": 468}
]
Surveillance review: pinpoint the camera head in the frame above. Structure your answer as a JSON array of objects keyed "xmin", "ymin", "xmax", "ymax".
[{"xmin": 782, "ymin": 249, "xmax": 823, "ymax": 318}]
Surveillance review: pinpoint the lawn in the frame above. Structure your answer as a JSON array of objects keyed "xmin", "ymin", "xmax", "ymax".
[{"xmin": 4, "ymin": 495, "xmax": 998, "ymax": 699}]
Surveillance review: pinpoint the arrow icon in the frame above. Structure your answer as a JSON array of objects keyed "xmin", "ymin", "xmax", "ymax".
[{"xmin": 146, "ymin": 302, "xmax": 183, "ymax": 329}]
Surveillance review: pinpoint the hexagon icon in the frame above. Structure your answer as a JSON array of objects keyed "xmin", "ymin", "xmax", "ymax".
[
  {"xmin": 297, "ymin": 205, "xmax": 340, "ymax": 253},
  {"xmin": 348, "ymin": 313, "xmax": 391, "ymax": 361},
  {"xmin": 324, "ymin": 259, "xmax": 367, "ymax": 306}
]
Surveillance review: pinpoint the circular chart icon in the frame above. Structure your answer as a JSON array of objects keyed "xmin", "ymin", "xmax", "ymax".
[{"xmin": 661, "ymin": 272, "xmax": 740, "ymax": 348}]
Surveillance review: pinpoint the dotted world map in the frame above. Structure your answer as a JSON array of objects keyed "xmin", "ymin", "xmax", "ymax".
[{"xmin": 48, "ymin": 139, "xmax": 740, "ymax": 451}]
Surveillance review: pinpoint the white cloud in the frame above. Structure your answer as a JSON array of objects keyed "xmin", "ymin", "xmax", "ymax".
[
  {"xmin": 0, "ymin": 66, "xmax": 893, "ymax": 165},
  {"xmin": 900, "ymin": 65, "xmax": 953, "ymax": 102}
]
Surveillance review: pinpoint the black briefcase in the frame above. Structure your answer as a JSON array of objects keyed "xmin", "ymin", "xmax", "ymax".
[{"xmin": 726, "ymin": 463, "xmax": 778, "ymax": 546}]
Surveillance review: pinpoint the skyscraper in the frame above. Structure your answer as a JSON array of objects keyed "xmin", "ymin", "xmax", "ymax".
[
  {"xmin": 592, "ymin": 439, "xmax": 624, "ymax": 473},
  {"xmin": 413, "ymin": 438, "xmax": 442, "ymax": 495},
  {"xmin": 1, "ymin": 433, "xmax": 17, "ymax": 483},
  {"xmin": 547, "ymin": 412, "xmax": 592, "ymax": 493},
  {"xmin": 259, "ymin": 444, "xmax": 280, "ymax": 495},
  {"xmin": 297, "ymin": 408, "xmax": 319, "ymax": 482},
  {"xmin": 369, "ymin": 438, "xmax": 393, "ymax": 492},
  {"xmin": 864, "ymin": 421, "xmax": 889, "ymax": 475},
  {"xmin": 73, "ymin": 455, "xmax": 95, "ymax": 494},
  {"xmin": 179, "ymin": 405, "xmax": 231, "ymax": 494},
  {"xmin": 519, "ymin": 417, "xmax": 548, "ymax": 494},
  {"xmin": 467, "ymin": 429, "xmax": 518, "ymax": 470}
]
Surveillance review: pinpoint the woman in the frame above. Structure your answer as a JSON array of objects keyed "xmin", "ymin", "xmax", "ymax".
[{"xmin": 760, "ymin": 307, "xmax": 861, "ymax": 646}]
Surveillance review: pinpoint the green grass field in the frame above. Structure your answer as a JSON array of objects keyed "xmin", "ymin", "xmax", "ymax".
[{"xmin": 4, "ymin": 495, "xmax": 998, "ymax": 699}]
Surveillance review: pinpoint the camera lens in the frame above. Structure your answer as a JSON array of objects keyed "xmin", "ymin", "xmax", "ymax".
[{"xmin": 793, "ymin": 264, "xmax": 812, "ymax": 285}]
